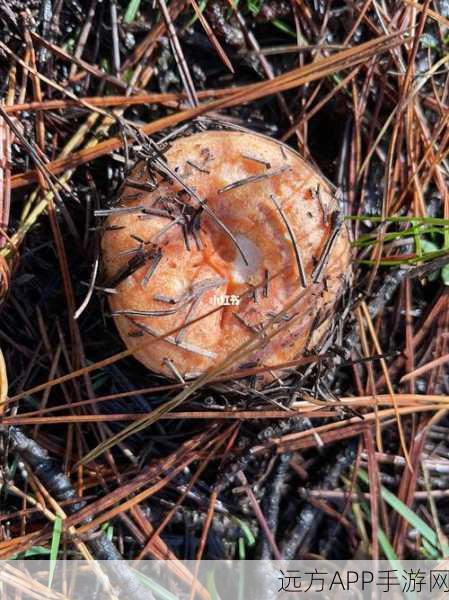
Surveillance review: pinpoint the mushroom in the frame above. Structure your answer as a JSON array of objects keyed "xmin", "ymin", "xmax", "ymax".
[{"xmin": 101, "ymin": 130, "xmax": 351, "ymax": 382}]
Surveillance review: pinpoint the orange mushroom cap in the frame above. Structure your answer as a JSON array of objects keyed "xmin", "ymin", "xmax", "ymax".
[{"xmin": 101, "ymin": 130, "xmax": 351, "ymax": 382}]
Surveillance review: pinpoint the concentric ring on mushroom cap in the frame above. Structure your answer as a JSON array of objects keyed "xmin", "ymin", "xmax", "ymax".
[{"xmin": 101, "ymin": 130, "xmax": 351, "ymax": 382}]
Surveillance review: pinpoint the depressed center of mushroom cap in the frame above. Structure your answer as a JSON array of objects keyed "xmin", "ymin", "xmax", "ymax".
[
  {"xmin": 204, "ymin": 225, "xmax": 263, "ymax": 288},
  {"xmin": 230, "ymin": 233, "xmax": 262, "ymax": 284}
]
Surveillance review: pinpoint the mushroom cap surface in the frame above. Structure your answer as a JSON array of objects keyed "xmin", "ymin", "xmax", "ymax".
[{"xmin": 101, "ymin": 130, "xmax": 351, "ymax": 381}]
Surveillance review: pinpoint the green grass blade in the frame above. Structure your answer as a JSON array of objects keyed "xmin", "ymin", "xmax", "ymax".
[
  {"xmin": 206, "ymin": 568, "xmax": 220, "ymax": 600},
  {"xmin": 353, "ymin": 226, "xmax": 444, "ymax": 248},
  {"xmin": 123, "ymin": 0, "xmax": 141, "ymax": 24},
  {"xmin": 48, "ymin": 517, "xmax": 62, "ymax": 586},
  {"xmin": 358, "ymin": 469, "xmax": 439, "ymax": 552},
  {"xmin": 185, "ymin": 0, "xmax": 207, "ymax": 28},
  {"xmin": 346, "ymin": 215, "xmax": 449, "ymax": 226},
  {"xmin": 442, "ymin": 263, "xmax": 449, "ymax": 285},
  {"xmin": 358, "ymin": 247, "xmax": 449, "ymax": 266},
  {"xmin": 238, "ymin": 536, "xmax": 246, "ymax": 559},
  {"xmin": 272, "ymin": 19, "xmax": 297, "ymax": 37},
  {"xmin": 377, "ymin": 525, "xmax": 398, "ymax": 560},
  {"xmin": 12, "ymin": 546, "xmax": 50, "ymax": 559},
  {"xmin": 233, "ymin": 517, "xmax": 255, "ymax": 546},
  {"xmin": 360, "ymin": 500, "xmax": 418, "ymax": 600},
  {"xmin": 133, "ymin": 570, "xmax": 179, "ymax": 600}
]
